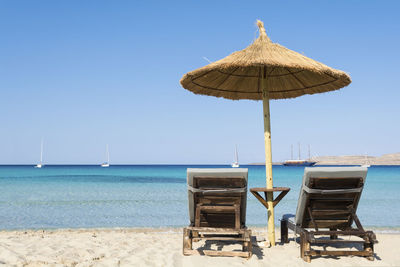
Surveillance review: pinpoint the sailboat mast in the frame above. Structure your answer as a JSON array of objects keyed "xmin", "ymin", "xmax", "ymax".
[
  {"xmin": 106, "ymin": 144, "xmax": 109, "ymax": 163},
  {"xmin": 235, "ymin": 145, "xmax": 238, "ymax": 163},
  {"xmin": 40, "ymin": 138, "xmax": 43, "ymax": 164},
  {"xmin": 308, "ymin": 144, "xmax": 311, "ymax": 160},
  {"xmin": 298, "ymin": 142, "xmax": 301, "ymax": 160},
  {"xmin": 291, "ymin": 144, "xmax": 293, "ymax": 160}
]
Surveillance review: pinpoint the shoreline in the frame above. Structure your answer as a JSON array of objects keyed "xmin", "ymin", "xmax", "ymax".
[{"xmin": 2, "ymin": 225, "xmax": 400, "ymax": 234}]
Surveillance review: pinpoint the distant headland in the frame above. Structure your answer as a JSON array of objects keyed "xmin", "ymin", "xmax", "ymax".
[{"xmin": 250, "ymin": 152, "xmax": 400, "ymax": 166}]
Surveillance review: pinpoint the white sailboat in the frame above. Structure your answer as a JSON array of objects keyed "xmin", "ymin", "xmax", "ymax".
[
  {"xmin": 231, "ymin": 145, "xmax": 239, "ymax": 168},
  {"xmin": 35, "ymin": 139, "xmax": 44, "ymax": 168},
  {"xmin": 101, "ymin": 144, "xmax": 110, "ymax": 167}
]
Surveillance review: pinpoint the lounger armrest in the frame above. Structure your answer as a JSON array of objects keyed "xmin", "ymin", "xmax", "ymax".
[
  {"xmin": 188, "ymin": 185, "xmax": 247, "ymax": 194},
  {"xmin": 303, "ymin": 186, "xmax": 363, "ymax": 195}
]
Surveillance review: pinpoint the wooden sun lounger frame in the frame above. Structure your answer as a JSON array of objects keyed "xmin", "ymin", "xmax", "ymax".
[
  {"xmin": 280, "ymin": 174, "xmax": 378, "ymax": 262},
  {"xmin": 281, "ymin": 210, "xmax": 377, "ymax": 262},
  {"xmin": 183, "ymin": 175, "xmax": 252, "ymax": 258}
]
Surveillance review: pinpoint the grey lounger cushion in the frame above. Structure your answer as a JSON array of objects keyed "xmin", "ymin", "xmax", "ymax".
[
  {"xmin": 295, "ymin": 167, "xmax": 367, "ymax": 226},
  {"xmin": 187, "ymin": 168, "xmax": 248, "ymax": 225}
]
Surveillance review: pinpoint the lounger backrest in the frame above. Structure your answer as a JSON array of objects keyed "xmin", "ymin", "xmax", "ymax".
[
  {"xmin": 295, "ymin": 167, "xmax": 367, "ymax": 229},
  {"xmin": 187, "ymin": 168, "xmax": 248, "ymax": 227}
]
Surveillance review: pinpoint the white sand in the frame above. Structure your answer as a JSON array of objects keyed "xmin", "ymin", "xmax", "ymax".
[{"xmin": 0, "ymin": 228, "xmax": 398, "ymax": 267}]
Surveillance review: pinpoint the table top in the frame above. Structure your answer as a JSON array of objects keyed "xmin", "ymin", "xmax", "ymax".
[{"xmin": 250, "ymin": 187, "xmax": 290, "ymax": 193}]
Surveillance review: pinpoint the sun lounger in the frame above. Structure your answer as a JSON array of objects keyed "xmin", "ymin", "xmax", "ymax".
[
  {"xmin": 280, "ymin": 167, "xmax": 377, "ymax": 262},
  {"xmin": 183, "ymin": 168, "xmax": 252, "ymax": 258}
]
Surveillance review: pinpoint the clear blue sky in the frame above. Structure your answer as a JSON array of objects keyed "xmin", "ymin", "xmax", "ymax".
[{"xmin": 0, "ymin": 0, "xmax": 399, "ymax": 164}]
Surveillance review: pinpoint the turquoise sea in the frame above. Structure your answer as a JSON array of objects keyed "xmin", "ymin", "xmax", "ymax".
[{"xmin": 0, "ymin": 165, "xmax": 399, "ymax": 230}]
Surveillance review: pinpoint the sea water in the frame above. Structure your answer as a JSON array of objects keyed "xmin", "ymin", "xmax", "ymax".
[{"xmin": 0, "ymin": 165, "xmax": 399, "ymax": 230}]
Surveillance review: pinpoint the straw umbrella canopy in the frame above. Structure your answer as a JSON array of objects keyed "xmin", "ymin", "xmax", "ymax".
[{"xmin": 180, "ymin": 20, "xmax": 351, "ymax": 245}]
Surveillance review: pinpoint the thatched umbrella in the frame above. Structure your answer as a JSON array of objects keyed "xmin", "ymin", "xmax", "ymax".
[{"xmin": 180, "ymin": 20, "xmax": 351, "ymax": 245}]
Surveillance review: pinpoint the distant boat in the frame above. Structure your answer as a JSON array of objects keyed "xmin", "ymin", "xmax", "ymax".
[
  {"xmin": 361, "ymin": 153, "xmax": 370, "ymax": 168},
  {"xmin": 283, "ymin": 143, "xmax": 316, "ymax": 166},
  {"xmin": 231, "ymin": 145, "xmax": 239, "ymax": 168},
  {"xmin": 101, "ymin": 144, "xmax": 110, "ymax": 167},
  {"xmin": 35, "ymin": 139, "xmax": 44, "ymax": 168}
]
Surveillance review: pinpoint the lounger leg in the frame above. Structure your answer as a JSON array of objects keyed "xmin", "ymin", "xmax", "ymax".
[
  {"xmin": 300, "ymin": 233, "xmax": 311, "ymax": 262},
  {"xmin": 242, "ymin": 241, "xmax": 252, "ymax": 259},
  {"xmin": 248, "ymin": 238, "xmax": 253, "ymax": 259},
  {"xmin": 364, "ymin": 242, "xmax": 374, "ymax": 261},
  {"xmin": 183, "ymin": 228, "xmax": 192, "ymax": 255},
  {"xmin": 304, "ymin": 239, "xmax": 311, "ymax": 263},
  {"xmin": 281, "ymin": 219, "xmax": 289, "ymax": 243},
  {"xmin": 242, "ymin": 230, "xmax": 253, "ymax": 259},
  {"xmin": 242, "ymin": 240, "xmax": 250, "ymax": 254},
  {"xmin": 300, "ymin": 233, "xmax": 304, "ymax": 259}
]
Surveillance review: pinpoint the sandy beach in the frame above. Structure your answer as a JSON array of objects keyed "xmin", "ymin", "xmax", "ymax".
[{"xmin": 0, "ymin": 228, "xmax": 398, "ymax": 267}]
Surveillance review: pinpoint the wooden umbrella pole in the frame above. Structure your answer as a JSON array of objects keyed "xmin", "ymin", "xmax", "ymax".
[{"xmin": 261, "ymin": 66, "xmax": 275, "ymax": 246}]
